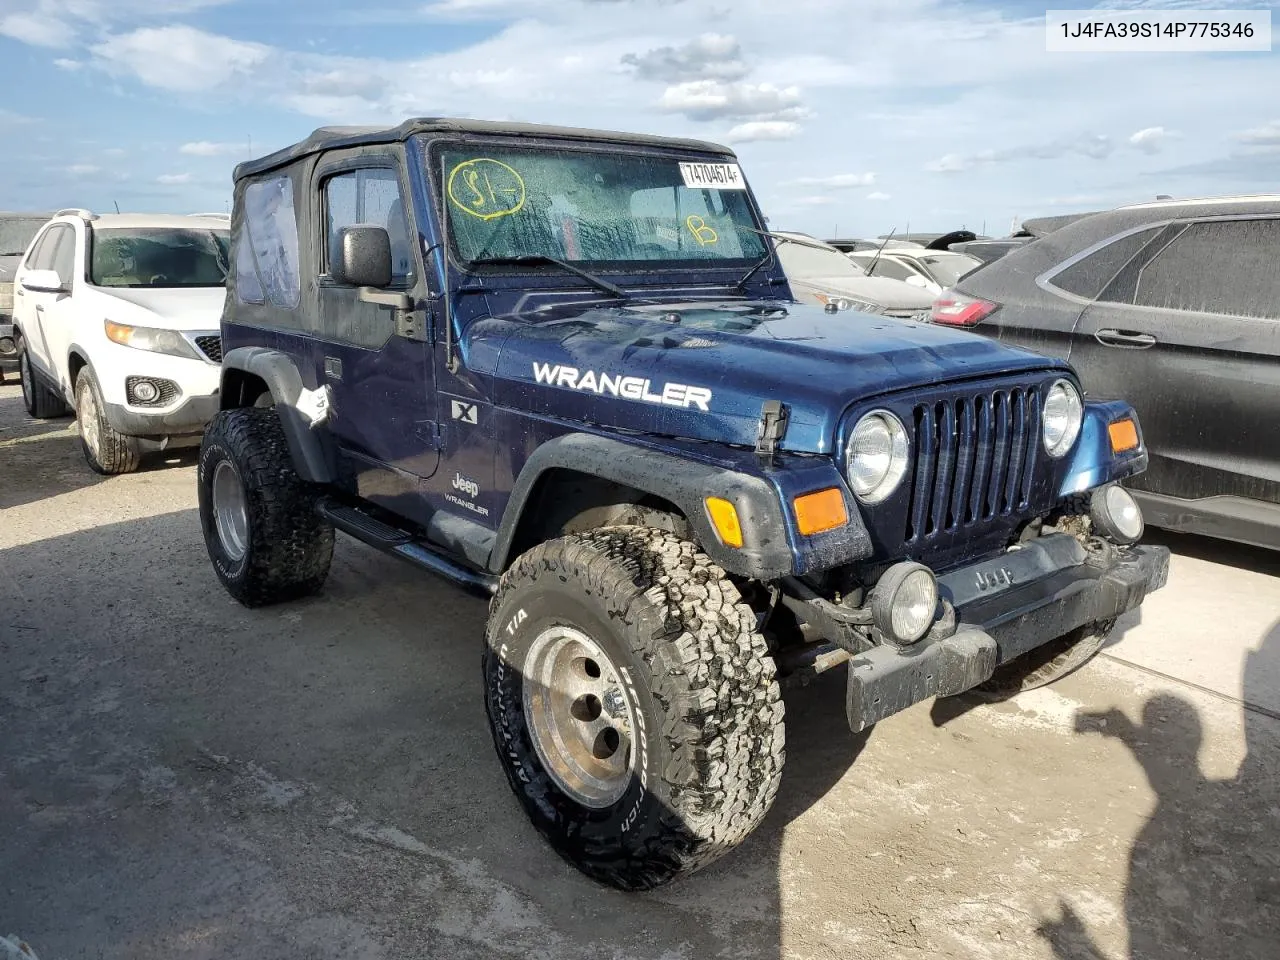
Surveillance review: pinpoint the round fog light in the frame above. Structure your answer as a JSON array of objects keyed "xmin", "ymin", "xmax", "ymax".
[
  {"xmin": 1091, "ymin": 484, "xmax": 1144, "ymax": 544},
  {"xmin": 132, "ymin": 379, "xmax": 160, "ymax": 403},
  {"xmin": 870, "ymin": 561, "xmax": 940, "ymax": 646}
]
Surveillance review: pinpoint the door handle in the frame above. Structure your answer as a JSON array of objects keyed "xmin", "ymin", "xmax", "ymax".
[{"xmin": 1094, "ymin": 329, "xmax": 1156, "ymax": 349}]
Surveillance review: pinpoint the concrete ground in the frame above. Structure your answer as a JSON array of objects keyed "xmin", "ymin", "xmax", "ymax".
[{"xmin": 2, "ymin": 381, "xmax": 1277, "ymax": 960}]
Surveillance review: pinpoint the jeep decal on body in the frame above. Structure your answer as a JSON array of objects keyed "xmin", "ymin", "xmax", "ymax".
[{"xmin": 532, "ymin": 362, "xmax": 713, "ymax": 411}]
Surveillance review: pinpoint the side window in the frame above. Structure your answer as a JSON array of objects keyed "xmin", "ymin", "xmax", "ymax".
[
  {"xmin": 237, "ymin": 175, "xmax": 300, "ymax": 309},
  {"xmin": 50, "ymin": 226, "xmax": 76, "ymax": 284},
  {"xmin": 1051, "ymin": 227, "xmax": 1161, "ymax": 300},
  {"xmin": 25, "ymin": 227, "xmax": 59, "ymax": 270},
  {"xmin": 1130, "ymin": 219, "xmax": 1280, "ymax": 318},
  {"xmin": 867, "ymin": 257, "xmax": 916, "ymax": 282},
  {"xmin": 324, "ymin": 168, "xmax": 412, "ymax": 281}
]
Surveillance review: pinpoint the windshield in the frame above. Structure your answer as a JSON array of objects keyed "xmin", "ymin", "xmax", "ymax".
[
  {"xmin": 432, "ymin": 142, "xmax": 768, "ymax": 268},
  {"xmin": 919, "ymin": 253, "xmax": 982, "ymax": 286},
  {"xmin": 775, "ymin": 239, "xmax": 868, "ymax": 280},
  {"xmin": 90, "ymin": 229, "xmax": 230, "ymax": 288},
  {"xmin": 0, "ymin": 218, "xmax": 48, "ymax": 257}
]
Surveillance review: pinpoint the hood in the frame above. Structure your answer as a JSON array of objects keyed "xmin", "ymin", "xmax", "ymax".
[
  {"xmin": 482, "ymin": 299, "xmax": 1066, "ymax": 454},
  {"xmin": 98, "ymin": 286, "xmax": 227, "ymax": 330},
  {"xmin": 788, "ymin": 274, "xmax": 935, "ymax": 310}
]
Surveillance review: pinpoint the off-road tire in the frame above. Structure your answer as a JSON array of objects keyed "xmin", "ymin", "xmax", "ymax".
[
  {"xmin": 198, "ymin": 407, "xmax": 334, "ymax": 607},
  {"xmin": 75, "ymin": 366, "xmax": 141, "ymax": 475},
  {"xmin": 484, "ymin": 526, "xmax": 786, "ymax": 891},
  {"xmin": 973, "ymin": 618, "xmax": 1116, "ymax": 699},
  {"xmin": 17, "ymin": 336, "xmax": 70, "ymax": 419}
]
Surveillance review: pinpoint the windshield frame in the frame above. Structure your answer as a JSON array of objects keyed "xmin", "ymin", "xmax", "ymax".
[
  {"xmin": 419, "ymin": 134, "xmax": 774, "ymax": 280},
  {"xmin": 86, "ymin": 226, "xmax": 231, "ymax": 290}
]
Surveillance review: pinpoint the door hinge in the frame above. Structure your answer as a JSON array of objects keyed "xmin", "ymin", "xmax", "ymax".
[{"xmin": 755, "ymin": 399, "xmax": 789, "ymax": 465}]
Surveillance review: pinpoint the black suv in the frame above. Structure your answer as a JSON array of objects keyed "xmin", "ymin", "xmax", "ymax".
[
  {"xmin": 933, "ymin": 196, "xmax": 1280, "ymax": 550},
  {"xmin": 198, "ymin": 118, "xmax": 1168, "ymax": 890}
]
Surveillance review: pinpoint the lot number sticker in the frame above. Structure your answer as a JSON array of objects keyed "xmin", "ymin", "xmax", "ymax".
[{"xmin": 679, "ymin": 162, "xmax": 746, "ymax": 190}]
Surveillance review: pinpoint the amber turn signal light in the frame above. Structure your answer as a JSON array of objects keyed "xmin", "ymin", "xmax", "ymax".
[
  {"xmin": 794, "ymin": 488, "xmax": 849, "ymax": 536},
  {"xmin": 1109, "ymin": 419, "xmax": 1140, "ymax": 454},
  {"xmin": 705, "ymin": 497, "xmax": 744, "ymax": 548}
]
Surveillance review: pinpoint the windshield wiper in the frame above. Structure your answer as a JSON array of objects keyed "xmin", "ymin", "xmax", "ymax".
[
  {"xmin": 466, "ymin": 254, "xmax": 625, "ymax": 299},
  {"xmin": 734, "ymin": 226, "xmax": 808, "ymax": 291}
]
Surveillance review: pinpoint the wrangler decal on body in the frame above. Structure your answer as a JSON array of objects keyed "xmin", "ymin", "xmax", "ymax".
[{"xmin": 532, "ymin": 363, "xmax": 713, "ymax": 412}]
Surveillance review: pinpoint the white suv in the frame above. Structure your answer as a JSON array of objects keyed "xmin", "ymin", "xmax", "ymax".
[{"xmin": 12, "ymin": 210, "xmax": 229, "ymax": 473}]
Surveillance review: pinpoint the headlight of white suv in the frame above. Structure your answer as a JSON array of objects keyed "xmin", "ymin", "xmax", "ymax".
[
  {"xmin": 846, "ymin": 410, "xmax": 910, "ymax": 503},
  {"xmin": 104, "ymin": 320, "xmax": 202, "ymax": 361},
  {"xmin": 1042, "ymin": 379, "xmax": 1084, "ymax": 458}
]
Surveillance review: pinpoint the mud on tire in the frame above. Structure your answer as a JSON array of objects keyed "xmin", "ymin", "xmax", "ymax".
[
  {"xmin": 198, "ymin": 407, "xmax": 334, "ymax": 607},
  {"xmin": 75, "ymin": 366, "xmax": 140, "ymax": 475},
  {"xmin": 483, "ymin": 526, "xmax": 786, "ymax": 891},
  {"xmin": 973, "ymin": 619, "xmax": 1116, "ymax": 699}
]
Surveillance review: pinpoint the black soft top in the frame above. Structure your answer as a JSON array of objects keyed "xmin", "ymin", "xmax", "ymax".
[{"xmin": 234, "ymin": 118, "xmax": 737, "ymax": 180}]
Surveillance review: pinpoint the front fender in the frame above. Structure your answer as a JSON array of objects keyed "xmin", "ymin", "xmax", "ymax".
[
  {"xmin": 490, "ymin": 433, "xmax": 873, "ymax": 581},
  {"xmin": 1057, "ymin": 399, "xmax": 1149, "ymax": 499}
]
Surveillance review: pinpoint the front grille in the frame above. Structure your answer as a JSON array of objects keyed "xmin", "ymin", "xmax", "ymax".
[
  {"xmin": 903, "ymin": 384, "xmax": 1042, "ymax": 545},
  {"xmin": 195, "ymin": 335, "xmax": 223, "ymax": 363},
  {"xmin": 126, "ymin": 376, "xmax": 180, "ymax": 407}
]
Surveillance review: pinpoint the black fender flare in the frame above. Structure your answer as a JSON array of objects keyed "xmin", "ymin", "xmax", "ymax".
[
  {"xmin": 489, "ymin": 433, "xmax": 800, "ymax": 580},
  {"xmin": 220, "ymin": 346, "xmax": 333, "ymax": 483}
]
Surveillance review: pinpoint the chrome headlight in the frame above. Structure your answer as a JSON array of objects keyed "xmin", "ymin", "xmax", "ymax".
[
  {"xmin": 1043, "ymin": 379, "xmax": 1083, "ymax": 458},
  {"xmin": 104, "ymin": 319, "xmax": 202, "ymax": 361},
  {"xmin": 846, "ymin": 410, "xmax": 910, "ymax": 504}
]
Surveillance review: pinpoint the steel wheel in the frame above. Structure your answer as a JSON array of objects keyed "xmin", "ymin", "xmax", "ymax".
[
  {"xmin": 522, "ymin": 625, "xmax": 637, "ymax": 809},
  {"xmin": 211, "ymin": 460, "xmax": 250, "ymax": 562},
  {"xmin": 77, "ymin": 378, "xmax": 102, "ymax": 460}
]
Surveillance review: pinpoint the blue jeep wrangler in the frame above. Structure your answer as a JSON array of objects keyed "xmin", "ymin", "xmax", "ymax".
[{"xmin": 199, "ymin": 119, "xmax": 1169, "ymax": 890}]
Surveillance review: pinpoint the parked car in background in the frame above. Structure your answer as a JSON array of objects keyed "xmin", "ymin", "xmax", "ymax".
[
  {"xmin": 949, "ymin": 237, "xmax": 1033, "ymax": 265},
  {"xmin": 931, "ymin": 194, "xmax": 1280, "ymax": 550},
  {"xmin": 773, "ymin": 231, "xmax": 934, "ymax": 317},
  {"xmin": 827, "ymin": 237, "xmax": 925, "ymax": 253},
  {"xmin": 11, "ymin": 209, "xmax": 229, "ymax": 473},
  {"xmin": 1, "ymin": 211, "xmax": 56, "ymax": 382},
  {"xmin": 848, "ymin": 247, "xmax": 984, "ymax": 296}
]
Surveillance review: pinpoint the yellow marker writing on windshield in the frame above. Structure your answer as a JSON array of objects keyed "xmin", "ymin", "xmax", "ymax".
[
  {"xmin": 448, "ymin": 159, "xmax": 526, "ymax": 221},
  {"xmin": 685, "ymin": 215, "xmax": 718, "ymax": 246}
]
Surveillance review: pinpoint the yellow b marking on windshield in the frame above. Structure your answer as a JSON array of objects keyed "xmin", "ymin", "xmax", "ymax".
[
  {"xmin": 685, "ymin": 215, "xmax": 718, "ymax": 246},
  {"xmin": 447, "ymin": 159, "xmax": 526, "ymax": 221}
]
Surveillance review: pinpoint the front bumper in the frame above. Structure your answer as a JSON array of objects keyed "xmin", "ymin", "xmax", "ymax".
[
  {"xmin": 844, "ymin": 535, "xmax": 1170, "ymax": 731},
  {"xmin": 103, "ymin": 392, "xmax": 219, "ymax": 441}
]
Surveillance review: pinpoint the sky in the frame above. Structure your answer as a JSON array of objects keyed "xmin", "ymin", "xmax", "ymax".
[{"xmin": 1, "ymin": 0, "xmax": 1277, "ymax": 239}]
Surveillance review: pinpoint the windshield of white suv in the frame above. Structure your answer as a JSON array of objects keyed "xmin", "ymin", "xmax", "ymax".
[
  {"xmin": 775, "ymin": 239, "xmax": 869, "ymax": 280},
  {"xmin": 918, "ymin": 252, "xmax": 982, "ymax": 286},
  {"xmin": 433, "ymin": 143, "xmax": 768, "ymax": 268},
  {"xmin": 90, "ymin": 228, "xmax": 230, "ymax": 288},
  {"xmin": 0, "ymin": 218, "xmax": 47, "ymax": 257}
]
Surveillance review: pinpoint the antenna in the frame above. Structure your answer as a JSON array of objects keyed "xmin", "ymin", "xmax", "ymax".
[
  {"xmin": 867, "ymin": 226, "xmax": 896, "ymax": 276},
  {"xmin": 113, "ymin": 200, "xmax": 120, "ymax": 213}
]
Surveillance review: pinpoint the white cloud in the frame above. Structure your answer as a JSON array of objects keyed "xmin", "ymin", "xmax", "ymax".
[
  {"xmin": 93, "ymin": 26, "xmax": 270, "ymax": 92},
  {"xmin": 794, "ymin": 195, "xmax": 833, "ymax": 206},
  {"xmin": 725, "ymin": 120, "xmax": 802, "ymax": 143},
  {"xmin": 926, "ymin": 133, "xmax": 1115, "ymax": 173},
  {"xmin": 157, "ymin": 173, "xmax": 192, "ymax": 184},
  {"xmin": 104, "ymin": 147, "xmax": 126, "ymax": 157},
  {"xmin": 658, "ymin": 80, "xmax": 807, "ymax": 122},
  {"xmin": 53, "ymin": 57, "xmax": 82, "ymax": 70},
  {"xmin": 1236, "ymin": 120, "xmax": 1280, "ymax": 148},
  {"xmin": 867, "ymin": 191, "xmax": 891, "ymax": 201},
  {"xmin": 790, "ymin": 173, "xmax": 877, "ymax": 189},
  {"xmin": 622, "ymin": 33, "xmax": 748, "ymax": 83},
  {"xmin": 180, "ymin": 140, "xmax": 243, "ymax": 156},
  {"xmin": 66, "ymin": 164, "xmax": 100, "ymax": 176},
  {"xmin": 0, "ymin": 12, "xmax": 73, "ymax": 47},
  {"xmin": 1128, "ymin": 126, "xmax": 1171, "ymax": 154}
]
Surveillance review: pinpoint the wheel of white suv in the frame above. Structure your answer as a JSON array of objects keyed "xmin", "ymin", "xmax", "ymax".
[
  {"xmin": 75, "ymin": 366, "xmax": 141, "ymax": 475},
  {"xmin": 17, "ymin": 335, "xmax": 70, "ymax": 420},
  {"xmin": 483, "ymin": 526, "xmax": 786, "ymax": 891},
  {"xmin": 198, "ymin": 407, "xmax": 335, "ymax": 607}
]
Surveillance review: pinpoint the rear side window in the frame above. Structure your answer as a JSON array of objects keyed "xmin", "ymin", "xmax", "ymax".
[
  {"xmin": 1049, "ymin": 227, "xmax": 1160, "ymax": 299},
  {"xmin": 50, "ymin": 226, "xmax": 76, "ymax": 283},
  {"xmin": 861, "ymin": 256, "xmax": 916, "ymax": 282},
  {"xmin": 236, "ymin": 176, "xmax": 300, "ymax": 308},
  {"xmin": 25, "ymin": 227, "xmax": 59, "ymax": 270},
  {"xmin": 1131, "ymin": 219, "xmax": 1280, "ymax": 318}
]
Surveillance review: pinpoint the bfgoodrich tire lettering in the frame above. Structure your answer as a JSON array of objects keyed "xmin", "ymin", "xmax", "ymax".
[
  {"xmin": 483, "ymin": 526, "xmax": 785, "ymax": 891},
  {"xmin": 198, "ymin": 407, "xmax": 334, "ymax": 607}
]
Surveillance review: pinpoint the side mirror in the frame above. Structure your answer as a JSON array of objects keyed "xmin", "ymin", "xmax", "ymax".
[
  {"xmin": 904, "ymin": 274, "xmax": 929, "ymax": 288},
  {"xmin": 332, "ymin": 225, "xmax": 392, "ymax": 289},
  {"xmin": 20, "ymin": 269, "xmax": 66, "ymax": 294}
]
